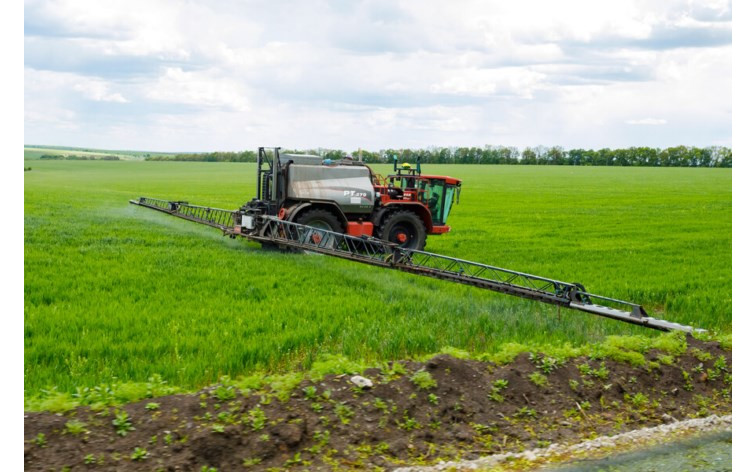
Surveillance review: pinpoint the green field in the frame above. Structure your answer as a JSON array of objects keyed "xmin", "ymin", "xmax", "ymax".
[
  {"xmin": 24, "ymin": 145, "xmax": 175, "ymax": 161},
  {"xmin": 24, "ymin": 161, "xmax": 731, "ymax": 403}
]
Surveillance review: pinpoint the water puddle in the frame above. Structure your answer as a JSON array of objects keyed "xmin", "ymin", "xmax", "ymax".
[{"xmin": 546, "ymin": 430, "xmax": 732, "ymax": 472}]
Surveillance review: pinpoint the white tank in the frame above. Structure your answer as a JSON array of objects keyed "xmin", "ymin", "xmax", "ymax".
[{"xmin": 286, "ymin": 164, "xmax": 375, "ymax": 214}]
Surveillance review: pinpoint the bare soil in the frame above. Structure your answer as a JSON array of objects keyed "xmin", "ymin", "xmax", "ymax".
[{"xmin": 24, "ymin": 337, "xmax": 731, "ymax": 471}]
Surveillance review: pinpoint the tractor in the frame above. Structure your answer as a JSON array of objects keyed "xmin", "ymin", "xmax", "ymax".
[{"xmin": 234, "ymin": 147, "xmax": 462, "ymax": 250}]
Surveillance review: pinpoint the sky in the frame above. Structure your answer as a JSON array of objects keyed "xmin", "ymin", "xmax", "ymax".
[{"xmin": 23, "ymin": 0, "xmax": 732, "ymax": 152}]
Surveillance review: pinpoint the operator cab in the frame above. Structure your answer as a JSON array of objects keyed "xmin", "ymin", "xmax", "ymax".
[{"xmin": 384, "ymin": 159, "xmax": 461, "ymax": 226}]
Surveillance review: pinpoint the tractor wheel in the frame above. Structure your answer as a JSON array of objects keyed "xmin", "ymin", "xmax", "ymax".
[
  {"xmin": 377, "ymin": 210, "xmax": 427, "ymax": 250},
  {"xmin": 295, "ymin": 208, "xmax": 344, "ymax": 247}
]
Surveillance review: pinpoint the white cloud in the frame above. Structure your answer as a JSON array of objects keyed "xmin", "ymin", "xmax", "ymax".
[
  {"xmin": 625, "ymin": 118, "xmax": 668, "ymax": 125},
  {"xmin": 144, "ymin": 67, "xmax": 251, "ymax": 112},
  {"xmin": 24, "ymin": 0, "xmax": 731, "ymax": 151},
  {"xmin": 72, "ymin": 81, "xmax": 128, "ymax": 103}
]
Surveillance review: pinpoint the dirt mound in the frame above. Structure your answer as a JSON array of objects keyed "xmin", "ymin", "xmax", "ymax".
[{"xmin": 24, "ymin": 337, "xmax": 731, "ymax": 471}]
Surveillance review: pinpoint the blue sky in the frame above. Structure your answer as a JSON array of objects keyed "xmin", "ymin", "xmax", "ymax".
[{"xmin": 23, "ymin": 0, "xmax": 732, "ymax": 152}]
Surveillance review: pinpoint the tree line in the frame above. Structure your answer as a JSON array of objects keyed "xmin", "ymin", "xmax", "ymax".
[
  {"xmin": 145, "ymin": 145, "xmax": 732, "ymax": 167},
  {"xmin": 40, "ymin": 154, "xmax": 121, "ymax": 161}
]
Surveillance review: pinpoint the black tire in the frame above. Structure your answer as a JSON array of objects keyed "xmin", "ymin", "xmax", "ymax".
[
  {"xmin": 295, "ymin": 208, "xmax": 344, "ymax": 233},
  {"xmin": 377, "ymin": 210, "xmax": 427, "ymax": 250},
  {"xmin": 294, "ymin": 208, "xmax": 345, "ymax": 248}
]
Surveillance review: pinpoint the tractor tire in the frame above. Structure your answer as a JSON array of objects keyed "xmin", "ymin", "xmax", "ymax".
[
  {"xmin": 294, "ymin": 208, "xmax": 345, "ymax": 248},
  {"xmin": 377, "ymin": 210, "xmax": 427, "ymax": 250},
  {"xmin": 295, "ymin": 208, "xmax": 344, "ymax": 233}
]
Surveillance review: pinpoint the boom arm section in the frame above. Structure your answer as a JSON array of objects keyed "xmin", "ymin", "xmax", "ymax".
[{"xmin": 129, "ymin": 197, "xmax": 701, "ymax": 333}]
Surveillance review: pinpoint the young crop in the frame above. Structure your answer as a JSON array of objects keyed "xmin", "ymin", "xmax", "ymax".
[
  {"xmin": 112, "ymin": 411, "xmax": 135, "ymax": 436},
  {"xmin": 410, "ymin": 370, "xmax": 437, "ymax": 390},
  {"xmin": 131, "ymin": 447, "xmax": 149, "ymax": 461},
  {"xmin": 302, "ymin": 386, "xmax": 317, "ymax": 400},
  {"xmin": 529, "ymin": 372, "xmax": 548, "ymax": 387},
  {"xmin": 529, "ymin": 353, "xmax": 563, "ymax": 374},
  {"xmin": 335, "ymin": 403, "xmax": 354, "ymax": 424},
  {"xmin": 514, "ymin": 407, "xmax": 537, "ymax": 419},
  {"xmin": 398, "ymin": 411, "xmax": 421, "ymax": 431},
  {"xmin": 626, "ymin": 392, "xmax": 649, "ymax": 409},
  {"xmin": 34, "ymin": 433, "xmax": 46, "ymax": 447},
  {"xmin": 247, "ymin": 407, "xmax": 266, "ymax": 431},
  {"xmin": 213, "ymin": 384, "xmax": 236, "ymax": 402},
  {"xmin": 488, "ymin": 379, "xmax": 509, "ymax": 403},
  {"xmin": 211, "ymin": 424, "xmax": 225, "ymax": 433},
  {"xmin": 373, "ymin": 397, "xmax": 388, "ymax": 412},
  {"xmin": 65, "ymin": 420, "xmax": 88, "ymax": 435},
  {"xmin": 23, "ymin": 162, "xmax": 732, "ymax": 408}
]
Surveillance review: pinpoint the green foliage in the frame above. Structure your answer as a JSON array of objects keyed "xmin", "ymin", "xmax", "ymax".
[
  {"xmin": 657, "ymin": 355, "xmax": 675, "ymax": 365},
  {"xmin": 234, "ymin": 373, "xmax": 266, "ymax": 391},
  {"xmin": 398, "ymin": 411, "xmax": 421, "ymax": 431},
  {"xmin": 34, "ymin": 433, "xmax": 46, "ymax": 447},
  {"xmin": 438, "ymin": 346, "xmax": 472, "ymax": 359},
  {"xmin": 529, "ymin": 353, "xmax": 564, "ymax": 374},
  {"xmin": 24, "ymin": 162, "xmax": 731, "ymax": 407},
  {"xmin": 267, "ymin": 373, "xmax": 305, "ymax": 402},
  {"xmin": 579, "ymin": 362, "xmax": 609, "ymax": 380},
  {"xmin": 603, "ymin": 335, "xmax": 650, "ymax": 353},
  {"xmin": 213, "ymin": 376, "xmax": 237, "ymax": 402},
  {"xmin": 591, "ymin": 337, "xmax": 649, "ymax": 367},
  {"xmin": 309, "ymin": 354, "xmax": 366, "ymax": 381},
  {"xmin": 131, "ymin": 447, "xmax": 148, "ymax": 461},
  {"xmin": 335, "ymin": 403, "xmax": 354, "ymax": 424},
  {"xmin": 487, "ymin": 343, "xmax": 528, "ymax": 364},
  {"xmin": 302, "ymin": 386, "xmax": 317, "ymax": 400},
  {"xmin": 380, "ymin": 361, "xmax": 406, "ymax": 381},
  {"xmin": 373, "ymin": 397, "xmax": 388, "ymax": 412},
  {"xmin": 28, "ymin": 391, "xmax": 79, "ymax": 413},
  {"xmin": 247, "ymin": 407, "xmax": 266, "ymax": 431},
  {"xmin": 428, "ymin": 393, "xmax": 439, "ymax": 405},
  {"xmin": 691, "ymin": 348, "xmax": 713, "ymax": 362},
  {"xmin": 145, "ymin": 402, "xmax": 160, "ymax": 411},
  {"xmin": 626, "ymin": 392, "xmax": 649, "ymax": 409},
  {"xmin": 714, "ymin": 355, "xmax": 728, "ymax": 372},
  {"xmin": 112, "ymin": 411, "xmax": 135, "ymax": 436},
  {"xmin": 649, "ymin": 331, "xmax": 688, "ymax": 356},
  {"xmin": 141, "ymin": 145, "xmax": 733, "ymax": 168},
  {"xmin": 284, "ymin": 452, "xmax": 306, "ymax": 466},
  {"xmin": 693, "ymin": 330, "xmax": 732, "ymax": 350},
  {"xmin": 515, "ymin": 407, "xmax": 537, "ymax": 419},
  {"xmin": 410, "ymin": 370, "xmax": 437, "ymax": 390},
  {"xmin": 488, "ymin": 379, "xmax": 509, "ymax": 402},
  {"xmin": 529, "ymin": 372, "xmax": 548, "ymax": 387},
  {"xmin": 65, "ymin": 419, "xmax": 88, "ymax": 435}
]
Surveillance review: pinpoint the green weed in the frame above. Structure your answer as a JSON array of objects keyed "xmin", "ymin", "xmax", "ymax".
[
  {"xmin": 112, "ymin": 412, "xmax": 134, "ymax": 436},
  {"xmin": 529, "ymin": 372, "xmax": 548, "ymax": 387},
  {"xmin": 410, "ymin": 370, "xmax": 437, "ymax": 390},
  {"xmin": 65, "ymin": 419, "xmax": 88, "ymax": 435},
  {"xmin": 131, "ymin": 447, "xmax": 148, "ymax": 461}
]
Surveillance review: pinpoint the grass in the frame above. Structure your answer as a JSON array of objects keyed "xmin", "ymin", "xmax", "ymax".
[
  {"xmin": 24, "ymin": 161, "xmax": 731, "ymax": 405},
  {"xmin": 23, "ymin": 145, "xmax": 174, "ymax": 161}
]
